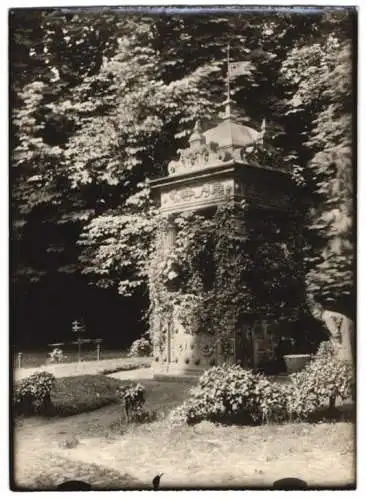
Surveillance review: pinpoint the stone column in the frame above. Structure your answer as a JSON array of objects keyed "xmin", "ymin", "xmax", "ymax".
[
  {"xmin": 163, "ymin": 221, "xmax": 177, "ymax": 367},
  {"xmin": 162, "ymin": 222, "xmax": 177, "ymax": 255}
]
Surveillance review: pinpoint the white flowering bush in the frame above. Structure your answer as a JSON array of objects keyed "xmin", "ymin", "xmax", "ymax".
[
  {"xmin": 169, "ymin": 365, "xmax": 288, "ymax": 426},
  {"xmin": 128, "ymin": 337, "xmax": 152, "ymax": 357},
  {"xmin": 116, "ymin": 383, "xmax": 155, "ymax": 423},
  {"xmin": 13, "ymin": 371, "xmax": 56, "ymax": 415},
  {"xmin": 169, "ymin": 343, "xmax": 354, "ymax": 426},
  {"xmin": 287, "ymin": 341, "xmax": 353, "ymax": 420},
  {"xmin": 168, "ymin": 401, "xmax": 192, "ymax": 427},
  {"xmin": 48, "ymin": 348, "xmax": 67, "ymax": 364}
]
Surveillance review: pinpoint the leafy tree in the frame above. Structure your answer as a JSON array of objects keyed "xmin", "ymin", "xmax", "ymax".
[
  {"xmin": 10, "ymin": 8, "xmax": 355, "ymax": 344},
  {"xmin": 11, "ymin": 10, "xmax": 125, "ymax": 284},
  {"xmin": 281, "ymin": 10, "xmax": 355, "ymax": 316},
  {"xmin": 72, "ymin": 12, "xmax": 325, "ymax": 296}
]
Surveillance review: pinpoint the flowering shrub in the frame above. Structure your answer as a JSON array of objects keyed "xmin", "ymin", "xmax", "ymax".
[
  {"xmin": 169, "ymin": 401, "xmax": 193, "ymax": 427},
  {"xmin": 287, "ymin": 341, "xmax": 353, "ymax": 420},
  {"xmin": 48, "ymin": 348, "xmax": 67, "ymax": 364},
  {"xmin": 169, "ymin": 365, "xmax": 288, "ymax": 426},
  {"xmin": 316, "ymin": 340, "xmax": 338, "ymax": 358},
  {"xmin": 13, "ymin": 371, "xmax": 56, "ymax": 415},
  {"xmin": 117, "ymin": 383, "xmax": 147, "ymax": 423},
  {"xmin": 169, "ymin": 343, "xmax": 355, "ymax": 427},
  {"xmin": 128, "ymin": 337, "xmax": 152, "ymax": 357}
]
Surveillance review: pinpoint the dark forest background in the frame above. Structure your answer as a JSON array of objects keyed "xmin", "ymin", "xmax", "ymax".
[{"xmin": 10, "ymin": 7, "xmax": 356, "ymax": 350}]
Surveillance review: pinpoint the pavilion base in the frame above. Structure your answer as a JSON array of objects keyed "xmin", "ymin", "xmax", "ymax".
[{"xmin": 153, "ymin": 373, "xmax": 201, "ymax": 382}]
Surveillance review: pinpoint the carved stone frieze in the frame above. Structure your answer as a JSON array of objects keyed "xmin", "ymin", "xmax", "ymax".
[
  {"xmin": 168, "ymin": 142, "xmax": 225, "ymax": 176},
  {"xmin": 161, "ymin": 178, "xmax": 235, "ymax": 210}
]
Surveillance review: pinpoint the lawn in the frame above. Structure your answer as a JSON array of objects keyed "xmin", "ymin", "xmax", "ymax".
[
  {"xmin": 13, "ymin": 377, "xmax": 355, "ymax": 490},
  {"xmin": 47, "ymin": 375, "xmax": 122, "ymax": 417},
  {"xmin": 14, "ymin": 376, "xmax": 193, "ymax": 421}
]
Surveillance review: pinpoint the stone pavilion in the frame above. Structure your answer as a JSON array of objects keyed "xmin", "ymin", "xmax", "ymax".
[{"xmin": 150, "ymin": 99, "xmax": 296, "ymax": 379}]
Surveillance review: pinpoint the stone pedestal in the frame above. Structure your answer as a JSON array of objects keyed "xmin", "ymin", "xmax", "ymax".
[{"xmin": 152, "ymin": 303, "xmax": 236, "ymax": 379}]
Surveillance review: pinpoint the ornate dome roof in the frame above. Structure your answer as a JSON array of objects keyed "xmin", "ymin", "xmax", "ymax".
[
  {"xmin": 204, "ymin": 119, "xmax": 260, "ymax": 149},
  {"xmin": 204, "ymin": 98, "xmax": 260, "ymax": 149},
  {"xmin": 167, "ymin": 99, "xmax": 265, "ymax": 177}
]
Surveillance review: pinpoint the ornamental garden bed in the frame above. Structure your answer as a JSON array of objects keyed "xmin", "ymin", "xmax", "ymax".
[{"xmin": 13, "ymin": 375, "xmax": 122, "ymax": 418}]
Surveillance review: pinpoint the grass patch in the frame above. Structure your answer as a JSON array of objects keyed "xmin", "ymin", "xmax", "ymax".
[
  {"xmin": 49, "ymin": 375, "xmax": 122, "ymax": 417},
  {"xmin": 96, "ymin": 419, "xmax": 355, "ymax": 488},
  {"xmin": 14, "ymin": 375, "xmax": 192, "ymax": 422},
  {"xmin": 14, "ymin": 379, "xmax": 355, "ymax": 489}
]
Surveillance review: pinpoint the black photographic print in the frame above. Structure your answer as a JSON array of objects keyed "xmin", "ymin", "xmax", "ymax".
[{"xmin": 9, "ymin": 3, "xmax": 357, "ymax": 491}]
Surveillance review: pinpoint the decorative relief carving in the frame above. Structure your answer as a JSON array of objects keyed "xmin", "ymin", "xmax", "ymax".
[
  {"xmin": 161, "ymin": 179, "xmax": 234, "ymax": 209},
  {"xmin": 167, "ymin": 140, "xmax": 282, "ymax": 176},
  {"xmin": 167, "ymin": 142, "xmax": 229, "ymax": 176},
  {"xmin": 200, "ymin": 343, "xmax": 216, "ymax": 357},
  {"xmin": 220, "ymin": 338, "xmax": 235, "ymax": 357}
]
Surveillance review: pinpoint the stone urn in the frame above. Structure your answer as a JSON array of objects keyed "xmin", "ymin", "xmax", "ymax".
[{"xmin": 283, "ymin": 354, "xmax": 312, "ymax": 374}]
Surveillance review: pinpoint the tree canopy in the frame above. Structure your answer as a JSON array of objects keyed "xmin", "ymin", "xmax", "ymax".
[{"xmin": 10, "ymin": 7, "xmax": 356, "ymax": 342}]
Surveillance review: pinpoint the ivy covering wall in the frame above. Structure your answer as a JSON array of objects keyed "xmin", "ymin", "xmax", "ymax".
[{"xmin": 148, "ymin": 202, "xmax": 306, "ymax": 357}]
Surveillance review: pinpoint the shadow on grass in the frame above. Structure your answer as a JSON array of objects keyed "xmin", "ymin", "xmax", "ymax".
[
  {"xmin": 11, "ymin": 456, "xmax": 139, "ymax": 491},
  {"xmin": 99, "ymin": 361, "xmax": 152, "ymax": 375},
  {"xmin": 306, "ymin": 402, "xmax": 355, "ymax": 423},
  {"xmin": 184, "ymin": 401, "xmax": 355, "ymax": 428}
]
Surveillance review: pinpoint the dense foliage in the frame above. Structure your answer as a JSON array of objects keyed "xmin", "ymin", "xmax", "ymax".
[
  {"xmin": 169, "ymin": 341, "xmax": 353, "ymax": 426},
  {"xmin": 287, "ymin": 340, "xmax": 354, "ymax": 418},
  {"xmin": 128, "ymin": 337, "xmax": 152, "ymax": 357},
  {"xmin": 280, "ymin": 13, "xmax": 355, "ymax": 315},
  {"xmin": 13, "ymin": 371, "xmax": 56, "ymax": 415},
  {"xmin": 116, "ymin": 382, "xmax": 155, "ymax": 423},
  {"xmin": 169, "ymin": 365, "xmax": 288, "ymax": 426},
  {"xmin": 149, "ymin": 203, "xmax": 304, "ymax": 355},
  {"xmin": 11, "ymin": 8, "xmax": 355, "ymax": 344}
]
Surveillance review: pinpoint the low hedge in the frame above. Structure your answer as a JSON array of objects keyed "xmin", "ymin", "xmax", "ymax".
[
  {"xmin": 169, "ymin": 341, "xmax": 354, "ymax": 426},
  {"xmin": 100, "ymin": 361, "xmax": 151, "ymax": 375}
]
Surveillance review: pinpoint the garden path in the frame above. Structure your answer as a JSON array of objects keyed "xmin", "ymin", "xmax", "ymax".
[
  {"xmin": 13, "ymin": 414, "xmax": 355, "ymax": 489},
  {"xmin": 14, "ymin": 358, "xmax": 153, "ymax": 381}
]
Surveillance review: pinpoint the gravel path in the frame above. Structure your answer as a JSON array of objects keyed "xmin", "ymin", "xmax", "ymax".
[
  {"xmin": 12, "ymin": 361, "xmax": 354, "ymax": 490},
  {"xmin": 13, "ymin": 416, "xmax": 355, "ymax": 490},
  {"xmin": 13, "ymin": 420, "xmax": 140, "ymax": 490},
  {"xmin": 13, "ymin": 358, "xmax": 153, "ymax": 381}
]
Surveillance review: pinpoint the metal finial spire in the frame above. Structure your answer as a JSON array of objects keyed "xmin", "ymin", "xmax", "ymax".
[
  {"xmin": 223, "ymin": 43, "xmax": 232, "ymax": 120},
  {"xmin": 227, "ymin": 43, "xmax": 231, "ymax": 103},
  {"xmin": 194, "ymin": 119, "xmax": 201, "ymax": 133}
]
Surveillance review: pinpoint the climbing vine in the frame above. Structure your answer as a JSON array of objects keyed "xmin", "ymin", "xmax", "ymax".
[{"xmin": 148, "ymin": 202, "xmax": 305, "ymax": 359}]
